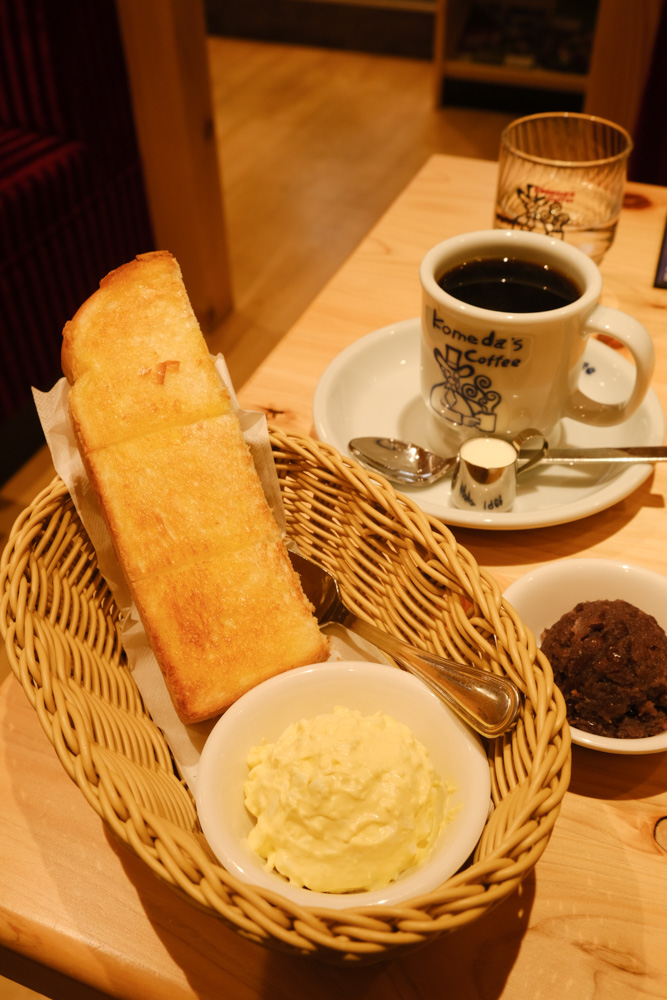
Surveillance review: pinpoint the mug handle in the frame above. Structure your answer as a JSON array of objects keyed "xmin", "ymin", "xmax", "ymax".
[{"xmin": 565, "ymin": 305, "xmax": 655, "ymax": 426}]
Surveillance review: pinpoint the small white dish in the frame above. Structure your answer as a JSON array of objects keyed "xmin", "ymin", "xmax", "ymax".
[
  {"xmin": 504, "ymin": 559, "xmax": 667, "ymax": 754},
  {"xmin": 312, "ymin": 318, "xmax": 664, "ymax": 530},
  {"xmin": 195, "ymin": 661, "xmax": 491, "ymax": 909}
]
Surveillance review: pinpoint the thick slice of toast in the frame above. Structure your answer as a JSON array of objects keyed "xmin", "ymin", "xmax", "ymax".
[{"xmin": 62, "ymin": 251, "xmax": 329, "ymax": 723}]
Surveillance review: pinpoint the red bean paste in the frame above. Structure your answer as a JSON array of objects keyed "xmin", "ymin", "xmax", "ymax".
[{"xmin": 541, "ymin": 599, "xmax": 667, "ymax": 738}]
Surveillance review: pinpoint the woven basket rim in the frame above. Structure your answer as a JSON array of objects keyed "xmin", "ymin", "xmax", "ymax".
[{"xmin": 0, "ymin": 427, "xmax": 571, "ymax": 962}]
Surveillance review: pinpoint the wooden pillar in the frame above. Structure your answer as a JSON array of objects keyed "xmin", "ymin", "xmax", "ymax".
[{"xmin": 115, "ymin": 0, "xmax": 233, "ymax": 331}]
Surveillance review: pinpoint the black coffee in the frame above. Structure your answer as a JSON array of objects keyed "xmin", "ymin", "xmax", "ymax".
[{"xmin": 437, "ymin": 256, "xmax": 581, "ymax": 312}]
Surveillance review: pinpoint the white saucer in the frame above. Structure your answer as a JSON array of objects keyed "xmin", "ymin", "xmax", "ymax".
[{"xmin": 312, "ymin": 318, "xmax": 665, "ymax": 530}]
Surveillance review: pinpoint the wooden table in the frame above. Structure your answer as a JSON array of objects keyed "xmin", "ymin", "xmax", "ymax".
[{"xmin": 2, "ymin": 154, "xmax": 667, "ymax": 999}]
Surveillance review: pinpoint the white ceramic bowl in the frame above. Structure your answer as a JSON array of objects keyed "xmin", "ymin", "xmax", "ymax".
[
  {"xmin": 504, "ymin": 559, "xmax": 667, "ymax": 754},
  {"xmin": 195, "ymin": 661, "xmax": 491, "ymax": 910}
]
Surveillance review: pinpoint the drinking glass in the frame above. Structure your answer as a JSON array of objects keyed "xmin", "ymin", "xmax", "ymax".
[{"xmin": 494, "ymin": 112, "xmax": 633, "ymax": 263}]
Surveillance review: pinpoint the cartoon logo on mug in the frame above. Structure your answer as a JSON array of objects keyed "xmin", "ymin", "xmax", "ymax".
[
  {"xmin": 427, "ymin": 307, "xmax": 529, "ymax": 435},
  {"xmin": 430, "ymin": 345, "xmax": 502, "ymax": 432}
]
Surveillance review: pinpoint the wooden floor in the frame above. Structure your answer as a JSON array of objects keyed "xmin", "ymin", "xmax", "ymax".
[
  {"xmin": 0, "ymin": 35, "xmax": 515, "ymax": 1000},
  {"xmin": 206, "ymin": 37, "xmax": 515, "ymax": 386}
]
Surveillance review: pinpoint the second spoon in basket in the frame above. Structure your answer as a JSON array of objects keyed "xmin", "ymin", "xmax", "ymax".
[{"xmin": 290, "ymin": 550, "xmax": 521, "ymax": 739}]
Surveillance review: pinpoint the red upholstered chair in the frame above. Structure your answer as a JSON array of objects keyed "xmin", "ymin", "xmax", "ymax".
[{"xmin": 0, "ymin": 0, "xmax": 154, "ymax": 479}]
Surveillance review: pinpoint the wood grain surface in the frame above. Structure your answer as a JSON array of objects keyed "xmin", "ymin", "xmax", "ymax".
[{"xmin": 2, "ymin": 154, "xmax": 667, "ymax": 999}]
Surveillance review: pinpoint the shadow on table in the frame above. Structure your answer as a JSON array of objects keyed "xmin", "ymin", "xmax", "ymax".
[
  {"xmin": 114, "ymin": 828, "xmax": 536, "ymax": 1000},
  {"xmin": 455, "ymin": 472, "xmax": 664, "ymax": 584},
  {"xmin": 256, "ymin": 874, "xmax": 535, "ymax": 1000},
  {"xmin": 568, "ymin": 743, "xmax": 667, "ymax": 801}
]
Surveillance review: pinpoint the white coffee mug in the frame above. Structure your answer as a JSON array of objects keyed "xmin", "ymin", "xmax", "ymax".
[{"xmin": 420, "ymin": 229, "xmax": 654, "ymax": 452}]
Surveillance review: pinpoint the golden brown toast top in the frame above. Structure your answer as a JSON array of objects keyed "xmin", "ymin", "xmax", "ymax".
[{"xmin": 63, "ymin": 252, "xmax": 232, "ymax": 450}]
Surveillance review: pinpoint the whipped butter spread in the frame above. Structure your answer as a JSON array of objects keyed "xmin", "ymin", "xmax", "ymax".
[{"xmin": 243, "ymin": 705, "xmax": 444, "ymax": 893}]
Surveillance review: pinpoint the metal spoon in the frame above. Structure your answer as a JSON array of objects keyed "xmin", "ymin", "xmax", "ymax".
[
  {"xmin": 349, "ymin": 435, "xmax": 667, "ymax": 487},
  {"xmin": 290, "ymin": 549, "xmax": 521, "ymax": 739}
]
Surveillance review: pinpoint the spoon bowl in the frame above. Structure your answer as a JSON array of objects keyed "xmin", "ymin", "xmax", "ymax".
[{"xmin": 349, "ymin": 437, "xmax": 456, "ymax": 484}]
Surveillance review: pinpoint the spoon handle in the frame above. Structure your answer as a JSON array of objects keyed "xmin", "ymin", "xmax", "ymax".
[
  {"xmin": 540, "ymin": 446, "xmax": 667, "ymax": 463},
  {"xmin": 343, "ymin": 615, "xmax": 521, "ymax": 738}
]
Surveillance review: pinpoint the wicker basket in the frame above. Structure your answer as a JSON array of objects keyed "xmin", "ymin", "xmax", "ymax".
[{"xmin": 0, "ymin": 425, "xmax": 570, "ymax": 963}]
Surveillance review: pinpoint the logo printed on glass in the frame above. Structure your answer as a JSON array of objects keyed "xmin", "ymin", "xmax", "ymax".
[{"xmin": 503, "ymin": 183, "xmax": 573, "ymax": 238}]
